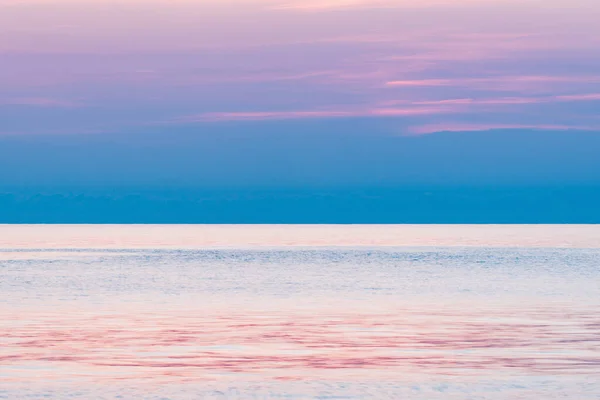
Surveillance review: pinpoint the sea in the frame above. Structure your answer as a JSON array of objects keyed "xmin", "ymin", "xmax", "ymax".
[{"xmin": 1, "ymin": 225, "xmax": 599, "ymax": 399}]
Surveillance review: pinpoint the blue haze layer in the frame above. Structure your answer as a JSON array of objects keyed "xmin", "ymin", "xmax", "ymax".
[{"xmin": 1, "ymin": 121, "xmax": 599, "ymax": 223}]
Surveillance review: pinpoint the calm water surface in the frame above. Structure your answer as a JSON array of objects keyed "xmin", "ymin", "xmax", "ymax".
[{"xmin": 1, "ymin": 225, "xmax": 599, "ymax": 399}]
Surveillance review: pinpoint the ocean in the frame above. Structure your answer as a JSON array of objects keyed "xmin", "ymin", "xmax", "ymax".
[{"xmin": 1, "ymin": 225, "xmax": 599, "ymax": 399}]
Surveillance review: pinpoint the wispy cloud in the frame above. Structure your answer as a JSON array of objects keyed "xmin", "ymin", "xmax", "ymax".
[
  {"xmin": 412, "ymin": 97, "xmax": 541, "ymax": 105},
  {"xmin": 386, "ymin": 76, "xmax": 600, "ymax": 89},
  {"xmin": 386, "ymin": 79, "xmax": 452, "ymax": 87},
  {"xmin": 2, "ymin": 0, "xmax": 598, "ymax": 138},
  {"xmin": 399, "ymin": 93, "xmax": 600, "ymax": 106},
  {"xmin": 0, "ymin": 97, "xmax": 82, "ymax": 108},
  {"xmin": 555, "ymin": 93, "xmax": 600, "ymax": 101},
  {"xmin": 410, "ymin": 123, "xmax": 598, "ymax": 135},
  {"xmin": 271, "ymin": 0, "xmax": 513, "ymax": 11},
  {"xmin": 175, "ymin": 89, "xmax": 600, "ymax": 123},
  {"xmin": 189, "ymin": 110, "xmax": 356, "ymax": 121},
  {"xmin": 175, "ymin": 70, "xmax": 352, "ymax": 86},
  {"xmin": 180, "ymin": 106, "xmax": 455, "ymax": 122}
]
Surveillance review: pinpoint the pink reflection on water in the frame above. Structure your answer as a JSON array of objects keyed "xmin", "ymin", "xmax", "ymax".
[{"xmin": 2, "ymin": 303, "xmax": 599, "ymax": 386}]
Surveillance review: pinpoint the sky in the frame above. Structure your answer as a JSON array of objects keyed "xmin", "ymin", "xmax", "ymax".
[{"xmin": 1, "ymin": 0, "xmax": 600, "ymax": 222}]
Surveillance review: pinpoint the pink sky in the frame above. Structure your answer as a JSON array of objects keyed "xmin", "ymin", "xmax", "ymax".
[{"xmin": 1, "ymin": 0, "xmax": 599, "ymax": 135}]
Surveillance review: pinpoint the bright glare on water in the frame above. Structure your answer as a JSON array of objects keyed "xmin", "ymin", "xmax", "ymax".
[{"xmin": 1, "ymin": 225, "xmax": 599, "ymax": 399}]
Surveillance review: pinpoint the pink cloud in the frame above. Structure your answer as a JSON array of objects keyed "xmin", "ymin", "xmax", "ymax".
[
  {"xmin": 0, "ymin": 97, "xmax": 81, "ymax": 108},
  {"xmin": 385, "ymin": 93, "xmax": 600, "ymax": 107},
  {"xmin": 410, "ymin": 123, "xmax": 598, "ymax": 135},
  {"xmin": 382, "ymin": 34, "xmax": 571, "ymax": 65},
  {"xmin": 179, "ymin": 70, "xmax": 343, "ymax": 85},
  {"xmin": 409, "ymin": 97, "xmax": 543, "ymax": 106},
  {"xmin": 386, "ymin": 76, "xmax": 600, "ymax": 91},
  {"xmin": 368, "ymin": 107, "xmax": 448, "ymax": 116},
  {"xmin": 175, "ymin": 89, "xmax": 600, "ymax": 123},
  {"xmin": 475, "ymin": 97, "xmax": 543, "ymax": 105},
  {"xmin": 386, "ymin": 79, "xmax": 452, "ymax": 87},
  {"xmin": 554, "ymin": 93, "xmax": 600, "ymax": 101},
  {"xmin": 181, "ymin": 105, "xmax": 456, "ymax": 122},
  {"xmin": 192, "ymin": 110, "xmax": 356, "ymax": 121},
  {"xmin": 271, "ymin": 0, "xmax": 512, "ymax": 12},
  {"xmin": 413, "ymin": 98, "xmax": 476, "ymax": 105}
]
